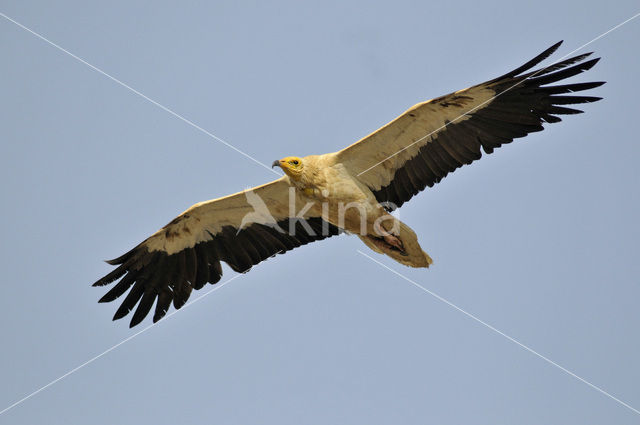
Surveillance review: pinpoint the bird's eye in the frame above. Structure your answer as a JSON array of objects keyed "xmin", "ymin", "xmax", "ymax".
[{"xmin": 292, "ymin": 160, "xmax": 299, "ymax": 165}]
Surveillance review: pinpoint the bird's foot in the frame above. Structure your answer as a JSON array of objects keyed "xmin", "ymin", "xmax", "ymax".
[
  {"xmin": 383, "ymin": 233, "xmax": 403, "ymax": 250},
  {"xmin": 382, "ymin": 234, "xmax": 408, "ymax": 256}
]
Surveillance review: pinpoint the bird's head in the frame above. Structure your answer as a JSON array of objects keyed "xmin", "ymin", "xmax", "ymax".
[{"xmin": 272, "ymin": 156, "xmax": 304, "ymax": 179}]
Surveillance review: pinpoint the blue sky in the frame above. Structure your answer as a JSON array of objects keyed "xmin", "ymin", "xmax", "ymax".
[{"xmin": 1, "ymin": 1, "xmax": 639, "ymax": 424}]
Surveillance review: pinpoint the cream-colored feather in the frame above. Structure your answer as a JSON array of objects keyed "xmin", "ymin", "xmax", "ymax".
[
  {"xmin": 335, "ymin": 86, "xmax": 495, "ymax": 191},
  {"xmin": 143, "ymin": 177, "xmax": 313, "ymax": 255}
]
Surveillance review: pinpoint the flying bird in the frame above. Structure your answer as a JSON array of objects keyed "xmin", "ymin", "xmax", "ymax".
[{"xmin": 93, "ymin": 41, "xmax": 604, "ymax": 327}]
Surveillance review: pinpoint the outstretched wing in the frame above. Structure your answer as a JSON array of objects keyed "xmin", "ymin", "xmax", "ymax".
[
  {"xmin": 336, "ymin": 41, "xmax": 604, "ymax": 210},
  {"xmin": 93, "ymin": 177, "xmax": 340, "ymax": 327}
]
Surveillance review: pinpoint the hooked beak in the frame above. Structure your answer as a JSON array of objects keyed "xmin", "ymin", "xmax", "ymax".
[{"xmin": 272, "ymin": 160, "xmax": 281, "ymax": 169}]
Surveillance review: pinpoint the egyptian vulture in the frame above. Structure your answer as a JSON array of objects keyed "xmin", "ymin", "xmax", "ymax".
[{"xmin": 93, "ymin": 41, "xmax": 603, "ymax": 327}]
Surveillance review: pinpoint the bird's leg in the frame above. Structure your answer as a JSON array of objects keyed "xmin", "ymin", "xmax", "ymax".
[
  {"xmin": 383, "ymin": 233, "xmax": 405, "ymax": 251},
  {"xmin": 373, "ymin": 216, "xmax": 405, "ymax": 253}
]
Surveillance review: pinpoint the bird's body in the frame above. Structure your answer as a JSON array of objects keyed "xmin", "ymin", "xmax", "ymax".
[
  {"xmin": 274, "ymin": 154, "xmax": 433, "ymax": 267},
  {"xmin": 93, "ymin": 42, "xmax": 604, "ymax": 327}
]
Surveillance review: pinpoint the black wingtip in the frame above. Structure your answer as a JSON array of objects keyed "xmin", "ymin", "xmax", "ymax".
[
  {"xmin": 105, "ymin": 257, "xmax": 125, "ymax": 266},
  {"xmin": 541, "ymin": 41, "xmax": 564, "ymax": 58},
  {"xmin": 551, "ymin": 40, "xmax": 563, "ymax": 51},
  {"xmin": 92, "ymin": 264, "xmax": 127, "ymax": 287},
  {"xmin": 105, "ymin": 246, "xmax": 139, "ymax": 265},
  {"xmin": 533, "ymin": 52, "xmax": 594, "ymax": 77},
  {"xmin": 104, "ymin": 254, "xmax": 127, "ymax": 266},
  {"xmin": 112, "ymin": 307, "xmax": 130, "ymax": 321},
  {"xmin": 532, "ymin": 57, "xmax": 602, "ymax": 87},
  {"xmin": 492, "ymin": 41, "xmax": 564, "ymax": 82},
  {"xmin": 129, "ymin": 315, "xmax": 143, "ymax": 328},
  {"xmin": 585, "ymin": 57, "xmax": 601, "ymax": 68}
]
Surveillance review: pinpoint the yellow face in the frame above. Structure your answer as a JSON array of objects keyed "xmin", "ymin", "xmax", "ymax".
[{"xmin": 272, "ymin": 156, "xmax": 304, "ymax": 178}]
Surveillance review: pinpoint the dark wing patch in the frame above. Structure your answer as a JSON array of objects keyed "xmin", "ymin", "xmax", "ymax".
[
  {"xmin": 373, "ymin": 42, "xmax": 604, "ymax": 210},
  {"xmin": 93, "ymin": 217, "xmax": 341, "ymax": 327}
]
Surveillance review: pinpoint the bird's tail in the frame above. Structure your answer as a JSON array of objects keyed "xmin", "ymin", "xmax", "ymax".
[{"xmin": 358, "ymin": 220, "xmax": 432, "ymax": 268}]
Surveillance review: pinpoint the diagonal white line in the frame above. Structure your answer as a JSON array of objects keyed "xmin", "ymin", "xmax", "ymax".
[
  {"xmin": 0, "ymin": 273, "xmax": 243, "ymax": 417},
  {"xmin": 0, "ymin": 11, "xmax": 282, "ymax": 177},
  {"xmin": 357, "ymin": 250, "xmax": 640, "ymax": 416},
  {"xmin": 356, "ymin": 11, "xmax": 640, "ymax": 178}
]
